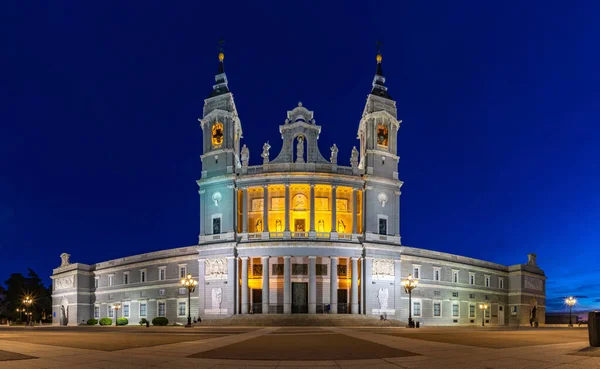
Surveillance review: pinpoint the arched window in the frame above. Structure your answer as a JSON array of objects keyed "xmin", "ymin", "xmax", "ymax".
[
  {"xmin": 377, "ymin": 124, "xmax": 388, "ymax": 147},
  {"xmin": 212, "ymin": 122, "xmax": 224, "ymax": 148}
]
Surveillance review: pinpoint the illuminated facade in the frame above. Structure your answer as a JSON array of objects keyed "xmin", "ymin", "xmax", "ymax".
[{"xmin": 50, "ymin": 49, "xmax": 546, "ymax": 327}]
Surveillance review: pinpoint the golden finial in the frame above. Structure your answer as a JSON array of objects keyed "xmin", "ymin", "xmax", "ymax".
[
  {"xmin": 376, "ymin": 41, "xmax": 383, "ymax": 63},
  {"xmin": 218, "ymin": 39, "xmax": 225, "ymax": 62}
]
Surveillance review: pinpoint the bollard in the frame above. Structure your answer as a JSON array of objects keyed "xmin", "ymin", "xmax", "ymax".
[
  {"xmin": 416, "ymin": 321, "xmax": 420, "ymax": 328},
  {"xmin": 589, "ymin": 311, "xmax": 600, "ymax": 347}
]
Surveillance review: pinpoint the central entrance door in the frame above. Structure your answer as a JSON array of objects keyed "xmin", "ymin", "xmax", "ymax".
[
  {"xmin": 252, "ymin": 289, "xmax": 262, "ymax": 314},
  {"xmin": 292, "ymin": 282, "xmax": 308, "ymax": 313},
  {"xmin": 337, "ymin": 289, "xmax": 348, "ymax": 314}
]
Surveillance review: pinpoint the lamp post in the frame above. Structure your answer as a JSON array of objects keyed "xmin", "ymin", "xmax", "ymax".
[
  {"xmin": 181, "ymin": 274, "xmax": 198, "ymax": 328},
  {"xmin": 565, "ymin": 296, "xmax": 576, "ymax": 327},
  {"xmin": 479, "ymin": 303, "xmax": 489, "ymax": 327},
  {"xmin": 23, "ymin": 297, "xmax": 33, "ymax": 325},
  {"xmin": 401, "ymin": 274, "xmax": 418, "ymax": 328},
  {"xmin": 113, "ymin": 304, "xmax": 121, "ymax": 326},
  {"xmin": 16, "ymin": 308, "xmax": 24, "ymax": 322}
]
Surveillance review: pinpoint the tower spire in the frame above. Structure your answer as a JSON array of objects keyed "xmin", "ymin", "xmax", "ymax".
[
  {"xmin": 209, "ymin": 39, "xmax": 230, "ymax": 98},
  {"xmin": 371, "ymin": 41, "xmax": 391, "ymax": 99}
]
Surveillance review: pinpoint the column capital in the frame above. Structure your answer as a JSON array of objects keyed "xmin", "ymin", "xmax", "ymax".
[
  {"xmin": 263, "ymin": 184, "xmax": 269, "ymax": 189},
  {"xmin": 330, "ymin": 256, "xmax": 338, "ymax": 260},
  {"xmin": 241, "ymin": 186, "xmax": 248, "ymax": 190},
  {"xmin": 283, "ymin": 255, "xmax": 291, "ymax": 259},
  {"xmin": 351, "ymin": 256, "xmax": 360, "ymax": 261},
  {"xmin": 308, "ymin": 256, "xmax": 316, "ymax": 259},
  {"xmin": 240, "ymin": 256, "xmax": 249, "ymax": 260},
  {"xmin": 331, "ymin": 184, "xmax": 338, "ymax": 189},
  {"xmin": 285, "ymin": 183, "xmax": 290, "ymax": 187},
  {"xmin": 199, "ymin": 189, "xmax": 206, "ymax": 194},
  {"xmin": 353, "ymin": 187, "xmax": 360, "ymax": 192},
  {"xmin": 261, "ymin": 256, "xmax": 270, "ymax": 260},
  {"xmin": 310, "ymin": 183, "xmax": 315, "ymax": 188},
  {"xmin": 198, "ymin": 258, "xmax": 206, "ymax": 262}
]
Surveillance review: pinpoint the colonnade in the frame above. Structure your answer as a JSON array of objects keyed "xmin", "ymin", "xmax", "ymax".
[{"xmin": 239, "ymin": 256, "xmax": 361, "ymax": 314}]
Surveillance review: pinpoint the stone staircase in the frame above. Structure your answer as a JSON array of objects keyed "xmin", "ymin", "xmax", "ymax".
[{"xmin": 199, "ymin": 314, "xmax": 405, "ymax": 327}]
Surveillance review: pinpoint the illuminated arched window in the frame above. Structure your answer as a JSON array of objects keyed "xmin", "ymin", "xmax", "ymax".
[
  {"xmin": 377, "ymin": 124, "xmax": 388, "ymax": 147},
  {"xmin": 212, "ymin": 122, "xmax": 224, "ymax": 148}
]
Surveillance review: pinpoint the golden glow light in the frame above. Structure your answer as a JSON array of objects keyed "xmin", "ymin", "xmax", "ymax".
[{"xmin": 565, "ymin": 296, "xmax": 576, "ymax": 306}]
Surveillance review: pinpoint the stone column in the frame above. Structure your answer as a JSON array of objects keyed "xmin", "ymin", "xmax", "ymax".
[
  {"xmin": 242, "ymin": 187, "xmax": 248, "ymax": 233},
  {"xmin": 241, "ymin": 257, "xmax": 249, "ymax": 314},
  {"xmin": 263, "ymin": 185, "xmax": 269, "ymax": 233},
  {"xmin": 283, "ymin": 256, "xmax": 291, "ymax": 314},
  {"xmin": 363, "ymin": 257, "xmax": 373, "ymax": 315},
  {"xmin": 331, "ymin": 185, "xmax": 337, "ymax": 234},
  {"xmin": 394, "ymin": 259, "xmax": 402, "ymax": 318},
  {"xmin": 352, "ymin": 188, "xmax": 358, "ymax": 234},
  {"xmin": 308, "ymin": 256, "xmax": 316, "ymax": 314},
  {"xmin": 351, "ymin": 257, "xmax": 359, "ymax": 314},
  {"xmin": 198, "ymin": 259, "xmax": 206, "ymax": 317},
  {"xmin": 227, "ymin": 257, "xmax": 236, "ymax": 315},
  {"xmin": 309, "ymin": 184, "xmax": 315, "ymax": 232},
  {"xmin": 262, "ymin": 256, "xmax": 270, "ymax": 314},
  {"xmin": 330, "ymin": 256, "xmax": 338, "ymax": 314},
  {"xmin": 395, "ymin": 190, "xmax": 401, "ymax": 237},
  {"xmin": 284, "ymin": 184, "xmax": 290, "ymax": 232}
]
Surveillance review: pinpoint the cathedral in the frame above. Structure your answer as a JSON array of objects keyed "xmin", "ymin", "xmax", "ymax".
[{"xmin": 51, "ymin": 49, "xmax": 546, "ymax": 327}]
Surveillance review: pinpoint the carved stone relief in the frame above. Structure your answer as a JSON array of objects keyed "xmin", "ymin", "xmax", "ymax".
[
  {"xmin": 205, "ymin": 258, "xmax": 227, "ymax": 279},
  {"xmin": 372, "ymin": 259, "xmax": 394, "ymax": 277},
  {"xmin": 56, "ymin": 276, "xmax": 74, "ymax": 290},
  {"xmin": 524, "ymin": 276, "xmax": 543, "ymax": 291}
]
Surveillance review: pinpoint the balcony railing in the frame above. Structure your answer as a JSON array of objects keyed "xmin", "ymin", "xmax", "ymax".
[{"xmin": 291, "ymin": 232, "xmax": 308, "ymax": 238}]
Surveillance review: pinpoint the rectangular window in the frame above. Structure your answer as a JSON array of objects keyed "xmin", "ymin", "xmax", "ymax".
[
  {"xmin": 108, "ymin": 305, "xmax": 114, "ymax": 318},
  {"xmin": 179, "ymin": 287, "xmax": 187, "ymax": 295},
  {"xmin": 434, "ymin": 290, "xmax": 441, "ymax": 297},
  {"xmin": 433, "ymin": 302, "xmax": 441, "ymax": 317},
  {"xmin": 452, "ymin": 270, "xmax": 459, "ymax": 283},
  {"xmin": 139, "ymin": 302, "xmax": 147, "ymax": 317},
  {"xmin": 158, "ymin": 301, "xmax": 166, "ymax": 317},
  {"xmin": 378, "ymin": 218, "xmax": 387, "ymax": 235},
  {"xmin": 94, "ymin": 277, "xmax": 99, "ymax": 288},
  {"xmin": 469, "ymin": 293, "xmax": 475, "ymax": 299},
  {"xmin": 511, "ymin": 306, "xmax": 517, "ymax": 315},
  {"xmin": 469, "ymin": 272, "xmax": 475, "ymax": 285},
  {"xmin": 433, "ymin": 267, "xmax": 441, "ymax": 281},
  {"xmin": 412, "ymin": 265, "xmax": 421, "ymax": 279},
  {"xmin": 485, "ymin": 307, "xmax": 491, "ymax": 318},
  {"xmin": 123, "ymin": 272, "xmax": 129, "ymax": 285},
  {"xmin": 108, "ymin": 275, "xmax": 114, "ymax": 287},
  {"xmin": 452, "ymin": 292, "xmax": 459, "ymax": 298},
  {"xmin": 94, "ymin": 306, "xmax": 100, "ymax": 318},
  {"xmin": 452, "ymin": 303, "xmax": 459, "ymax": 317},
  {"xmin": 140, "ymin": 270, "xmax": 146, "ymax": 283},
  {"xmin": 213, "ymin": 217, "xmax": 221, "ymax": 234},
  {"xmin": 159, "ymin": 267, "xmax": 166, "ymax": 281},
  {"xmin": 123, "ymin": 303, "xmax": 130, "ymax": 318},
  {"xmin": 179, "ymin": 265, "xmax": 187, "ymax": 279},
  {"xmin": 159, "ymin": 289, "xmax": 165, "ymax": 296},
  {"xmin": 499, "ymin": 278, "xmax": 504, "ymax": 289},
  {"xmin": 413, "ymin": 301, "xmax": 421, "ymax": 317},
  {"xmin": 272, "ymin": 264, "xmax": 284, "ymax": 275},
  {"xmin": 316, "ymin": 264, "xmax": 328, "ymax": 276},
  {"xmin": 469, "ymin": 304, "xmax": 476, "ymax": 318},
  {"xmin": 485, "ymin": 275, "xmax": 490, "ymax": 287},
  {"xmin": 178, "ymin": 301, "xmax": 186, "ymax": 317}
]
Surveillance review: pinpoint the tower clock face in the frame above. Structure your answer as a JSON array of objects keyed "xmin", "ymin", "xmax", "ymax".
[{"xmin": 212, "ymin": 122, "xmax": 224, "ymax": 148}]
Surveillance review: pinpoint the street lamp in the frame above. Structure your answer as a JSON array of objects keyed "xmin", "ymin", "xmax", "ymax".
[
  {"xmin": 112, "ymin": 304, "xmax": 121, "ymax": 326},
  {"xmin": 565, "ymin": 296, "xmax": 576, "ymax": 327},
  {"xmin": 16, "ymin": 308, "xmax": 24, "ymax": 322},
  {"xmin": 181, "ymin": 274, "xmax": 198, "ymax": 328},
  {"xmin": 23, "ymin": 297, "xmax": 33, "ymax": 325},
  {"xmin": 479, "ymin": 303, "xmax": 489, "ymax": 327},
  {"xmin": 401, "ymin": 274, "xmax": 418, "ymax": 328}
]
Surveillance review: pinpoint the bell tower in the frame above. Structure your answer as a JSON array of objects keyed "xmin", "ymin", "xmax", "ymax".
[
  {"xmin": 357, "ymin": 48, "xmax": 401, "ymax": 179},
  {"xmin": 199, "ymin": 47, "xmax": 243, "ymax": 178},
  {"xmin": 358, "ymin": 46, "xmax": 403, "ymax": 243}
]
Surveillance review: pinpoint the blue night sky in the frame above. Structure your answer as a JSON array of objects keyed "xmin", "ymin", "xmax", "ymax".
[{"xmin": 1, "ymin": 1, "xmax": 599, "ymax": 313}]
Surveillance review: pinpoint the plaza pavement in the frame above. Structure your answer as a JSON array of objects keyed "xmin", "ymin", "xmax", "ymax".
[{"xmin": 0, "ymin": 325, "xmax": 597, "ymax": 368}]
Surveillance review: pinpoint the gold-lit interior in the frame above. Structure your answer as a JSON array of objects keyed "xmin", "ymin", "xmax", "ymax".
[
  {"xmin": 212, "ymin": 122, "xmax": 224, "ymax": 148},
  {"xmin": 247, "ymin": 186, "xmax": 264, "ymax": 232},
  {"xmin": 377, "ymin": 124, "xmax": 388, "ymax": 147},
  {"xmin": 290, "ymin": 184, "xmax": 310, "ymax": 232},
  {"xmin": 356, "ymin": 190, "xmax": 363, "ymax": 234},
  {"xmin": 267, "ymin": 184, "xmax": 285, "ymax": 232},
  {"xmin": 237, "ymin": 189, "xmax": 243, "ymax": 233},
  {"xmin": 336, "ymin": 186, "xmax": 353, "ymax": 233},
  {"xmin": 314, "ymin": 185, "xmax": 332, "ymax": 232}
]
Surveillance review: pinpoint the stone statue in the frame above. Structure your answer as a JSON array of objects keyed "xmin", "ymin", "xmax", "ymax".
[
  {"xmin": 378, "ymin": 288, "xmax": 389, "ymax": 311},
  {"xmin": 60, "ymin": 253, "xmax": 71, "ymax": 267},
  {"xmin": 275, "ymin": 219, "xmax": 282, "ymax": 232},
  {"xmin": 296, "ymin": 135, "xmax": 305, "ymax": 163},
  {"xmin": 330, "ymin": 143, "xmax": 338, "ymax": 164},
  {"xmin": 350, "ymin": 146, "xmax": 359, "ymax": 168},
  {"xmin": 318, "ymin": 219, "xmax": 324, "ymax": 232},
  {"xmin": 262, "ymin": 141, "xmax": 271, "ymax": 164},
  {"xmin": 256, "ymin": 219, "xmax": 263, "ymax": 232},
  {"xmin": 241, "ymin": 144, "xmax": 249, "ymax": 168},
  {"xmin": 337, "ymin": 219, "xmax": 345, "ymax": 233},
  {"xmin": 211, "ymin": 288, "xmax": 223, "ymax": 310}
]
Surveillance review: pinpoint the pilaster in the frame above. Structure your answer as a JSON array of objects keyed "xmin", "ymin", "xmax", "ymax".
[
  {"xmin": 262, "ymin": 256, "xmax": 270, "ymax": 314},
  {"xmin": 198, "ymin": 259, "xmax": 206, "ymax": 317},
  {"xmin": 283, "ymin": 256, "xmax": 291, "ymax": 314},
  {"xmin": 351, "ymin": 257, "xmax": 359, "ymax": 314},
  {"xmin": 331, "ymin": 185, "xmax": 337, "ymax": 236},
  {"xmin": 308, "ymin": 256, "xmax": 316, "ymax": 314},
  {"xmin": 363, "ymin": 257, "xmax": 373, "ymax": 315},
  {"xmin": 242, "ymin": 187, "xmax": 248, "ymax": 233},
  {"xmin": 309, "ymin": 184, "xmax": 315, "ymax": 235},
  {"xmin": 227, "ymin": 256, "xmax": 236, "ymax": 315},
  {"xmin": 284, "ymin": 184, "xmax": 290, "ymax": 233},
  {"xmin": 263, "ymin": 185, "xmax": 269, "ymax": 233},
  {"xmin": 330, "ymin": 256, "xmax": 338, "ymax": 314},
  {"xmin": 241, "ymin": 257, "xmax": 249, "ymax": 314},
  {"xmin": 352, "ymin": 188, "xmax": 358, "ymax": 234}
]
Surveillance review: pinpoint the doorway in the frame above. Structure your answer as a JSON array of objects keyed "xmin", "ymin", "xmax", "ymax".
[
  {"xmin": 498, "ymin": 305, "xmax": 505, "ymax": 325},
  {"xmin": 252, "ymin": 289, "xmax": 262, "ymax": 314},
  {"xmin": 292, "ymin": 282, "xmax": 308, "ymax": 313},
  {"xmin": 294, "ymin": 219, "xmax": 306, "ymax": 232},
  {"xmin": 337, "ymin": 289, "xmax": 348, "ymax": 314}
]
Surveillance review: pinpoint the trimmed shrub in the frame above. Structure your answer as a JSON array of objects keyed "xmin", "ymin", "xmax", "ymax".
[
  {"xmin": 99, "ymin": 318, "xmax": 113, "ymax": 326},
  {"xmin": 139, "ymin": 318, "xmax": 149, "ymax": 326},
  {"xmin": 152, "ymin": 317, "xmax": 169, "ymax": 326},
  {"xmin": 87, "ymin": 319, "xmax": 98, "ymax": 325},
  {"xmin": 116, "ymin": 318, "xmax": 128, "ymax": 326}
]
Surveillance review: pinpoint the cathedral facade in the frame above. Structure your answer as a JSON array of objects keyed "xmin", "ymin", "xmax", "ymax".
[{"xmin": 51, "ymin": 50, "xmax": 546, "ymax": 327}]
